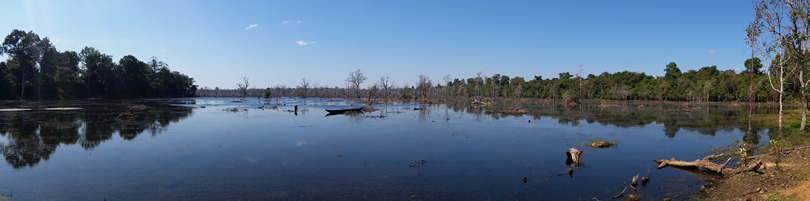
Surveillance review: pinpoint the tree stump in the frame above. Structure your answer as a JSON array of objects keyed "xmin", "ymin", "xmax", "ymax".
[{"xmin": 566, "ymin": 148, "xmax": 583, "ymax": 167}]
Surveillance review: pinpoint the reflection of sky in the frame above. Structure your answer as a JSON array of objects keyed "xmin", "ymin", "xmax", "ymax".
[{"xmin": 0, "ymin": 98, "xmax": 757, "ymax": 200}]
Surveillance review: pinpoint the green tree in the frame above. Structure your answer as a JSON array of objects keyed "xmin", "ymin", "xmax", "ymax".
[
  {"xmin": 56, "ymin": 51, "xmax": 81, "ymax": 99},
  {"xmin": 117, "ymin": 55, "xmax": 152, "ymax": 98},
  {"xmin": 0, "ymin": 62, "xmax": 12, "ymax": 99},
  {"xmin": 37, "ymin": 37, "xmax": 60, "ymax": 99},
  {"xmin": 1, "ymin": 29, "xmax": 41, "ymax": 99},
  {"xmin": 742, "ymin": 57, "xmax": 763, "ymax": 74}
]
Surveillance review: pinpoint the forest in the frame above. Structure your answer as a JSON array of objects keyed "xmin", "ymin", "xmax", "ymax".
[
  {"xmin": 198, "ymin": 59, "xmax": 780, "ymax": 103},
  {"xmin": 0, "ymin": 29, "xmax": 197, "ymax": 100}
]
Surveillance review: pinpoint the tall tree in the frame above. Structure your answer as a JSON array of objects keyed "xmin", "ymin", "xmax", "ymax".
[
  {"xmin": 1, "ymin": 29, "xmax": 41, "ymax": 99},
  {"xmin": 37, "ymin": 37, "xmax": 60, "ymax": 99},
  {"xmin": 299, "ymin": 78, "xmax": 310, "ymax": 98},
  {"xmin": 118, "ymin": 55, "xmax": 151, "ymax": 98},
  {"xmin": 0, "ymin": 62, "xmax": 12, "ymax": 99},
  {"xmin": 57, "ymin": 50, "xmax": 80, "ymax": 99},
  {"xmin": 753, "ymin": 0, "xmax": 796, "ymax": 137},
  {"xmin": 236, "ymin": 77, "xmax": 249, "ymax": 97},
  {"xmin": 663, "ymin": 62, "xmax": 681, "ymax": 101},
  {"xmin": 377, "ymin": 75, "xmax": 390, "ymax": 99},
  {"xmin": 346, "ymin": 69, "xmax": 366, "ymax": 98},
  {"xmin": 80, "ymin": 46, "xmax": 114, "ymax": 97},
  {"xmin": 417, "ymin": 74, "xmax": 432, "ymax": 99}
]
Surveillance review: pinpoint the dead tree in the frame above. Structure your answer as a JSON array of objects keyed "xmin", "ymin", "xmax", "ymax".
[
  {"xmin": 299, "ymin": 78, "xmax": 310, "ymax": 98},
  {"xmin": 653, "ymin": 154, "xmax": 763, "ymax": 177},
  {"xmin": 236, "ymin": 77, "xmax": 249, "ymax": 97}
]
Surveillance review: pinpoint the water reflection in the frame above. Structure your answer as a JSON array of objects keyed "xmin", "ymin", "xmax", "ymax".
[
  {"xmin": 0, "ymin": 98, "xmax": 785, "ymax": 200},
  {"xmin": 446, "ymin": 101, "xmax": 777, "ymax": 140},
  {"xmin": 0, "ymin": 100, "xmax": 193, "ymax": 169}
]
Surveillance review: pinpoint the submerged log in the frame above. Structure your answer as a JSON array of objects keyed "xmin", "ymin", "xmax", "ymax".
[
  {"xmin": 653, "ymin": 154, "xmax": 763, "ymax": 177},
  {"xmin": 566, "ymin": 148, "xmax": 583, "ymax": 167}
]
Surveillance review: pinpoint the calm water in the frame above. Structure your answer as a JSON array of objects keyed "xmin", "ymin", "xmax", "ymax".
[{"xmin": 0, "ymin": 98, "xmax": 778, "ymax": 200}]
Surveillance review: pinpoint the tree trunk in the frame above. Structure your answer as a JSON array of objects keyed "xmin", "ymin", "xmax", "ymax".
[
  {"xmin": 653, "ymin": 154, "xmax": 763, "ymax": 177},
  {"xmin": 802, "ymin": 68, "xmax": 807, "ymax": 133},
  {"xmin": 38, "ymin": 69, "xmax": 41, "ymax": 100},
  {"xmin": 20, "ymin": 69, "xmax": 26, "ymax": 98}
]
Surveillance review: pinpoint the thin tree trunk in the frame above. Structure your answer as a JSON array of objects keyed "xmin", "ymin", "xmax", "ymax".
[
  {"xmin": 20, "ymin": 69, "xmax": 26, "ymax": 98},
  {"xmin": 780, "ymin": 63, "xmax": 784, "ymax": 139},
  {"xmin": 38, "ymin": 70, "xmax": 41, "ymax": 100},
  {"xmin": 802, "ymin": 69, "xmax": 807, "ymax": 133}
]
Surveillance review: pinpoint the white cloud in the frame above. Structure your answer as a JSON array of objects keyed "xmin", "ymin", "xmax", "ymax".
[
  {"xmin": 282, "ymin": 20, "xmax": 303, "ymax": 24},
  {"xmin": 296, "ymin": 40, "xmax": 316, "ymax": 46},
  {"xmin": 708, "ymin": 49, "xmax": 716, "ymax": 54},
  {"xmin": 244, "ymin": 24, "xmax": 259, "ymax": 30},
  {"xmin": 53, "ymin": 39, "xmax": 61, "ymax": 44}
]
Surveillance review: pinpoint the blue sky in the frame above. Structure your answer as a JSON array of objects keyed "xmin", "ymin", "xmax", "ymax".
[{"xmin": 1, "ymin": 0, "xmax": 754, "ymax": 89}]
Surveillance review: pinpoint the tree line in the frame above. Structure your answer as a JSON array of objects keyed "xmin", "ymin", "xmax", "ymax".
[
  {"xmin": 198, "ymin": 58, "xmax": 782, "ymax": 103},
  {"xmin": 0, "ymin": 29, "xmax": 197, "ymax": 100}
]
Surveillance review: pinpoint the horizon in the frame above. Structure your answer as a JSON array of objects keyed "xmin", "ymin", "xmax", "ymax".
[{"xmin": 1, "ymin": 1, "xmax": 754, "ymax": 89}]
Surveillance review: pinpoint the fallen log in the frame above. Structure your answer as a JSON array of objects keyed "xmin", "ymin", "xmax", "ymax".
[{"xmin": 653, "ymin": 154, "xmax": 762, "ymax": 177}]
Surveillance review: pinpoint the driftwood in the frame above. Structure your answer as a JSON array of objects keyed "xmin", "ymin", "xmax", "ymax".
[
  {"xmin": 612, "ymin": 186, "xmax": 627, "ymax": 199},
  {"xmin": 471, "ymin": 99, "xmax": 491, "ymax": 106},
  {"xmin": 653, "ymin": 154, "xmax": 763, "ymax": 177},
  {"xmin": 566, "ymin": 148, "xmax": 583, "ymax": 167},
  {"xmin": 630, "ymin": 174, "xmax": 639, "ymax": 189}
]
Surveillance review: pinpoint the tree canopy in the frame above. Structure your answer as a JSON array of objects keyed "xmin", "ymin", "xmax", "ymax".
[{"xmin": 0, "ymin": 29, "xmax": 196, "ymax": 100}]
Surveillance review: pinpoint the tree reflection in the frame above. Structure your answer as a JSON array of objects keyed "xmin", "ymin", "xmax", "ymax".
[
  {"xmin": 0, "ymin": 134, "xmax": 56, "ymax": 168},
  {"xmin": 447, "ymin": 101, "xmax": 776, "ymax": 141},
  {"xmin": 0, "ymin": 100, "xmax": 193, "ymax": 169}
]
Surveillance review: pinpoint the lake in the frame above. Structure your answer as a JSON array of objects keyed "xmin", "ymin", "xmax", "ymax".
[{"xmin": 0, "ymin": 98, "xmax": 779, "ymax": 200}]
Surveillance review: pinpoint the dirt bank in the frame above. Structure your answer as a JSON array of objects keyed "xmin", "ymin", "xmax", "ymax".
[{"xmin": 703, "ymin": 141, "xmax": 810, "ymax": 201}]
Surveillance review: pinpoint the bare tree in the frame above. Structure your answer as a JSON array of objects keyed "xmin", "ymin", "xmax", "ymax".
[
  {"xmin": 443, "ymin": 74, "xmax": 451, "ymax": 99},
  {"xmin": 753, "ymin": 0, "xmax": 793, "ymax": 137},
  {"xmin": 236, "ymin": 77, "xmax": 249, "ymax": 97},
  {"xmin": 346, "ymin": 69, "xmax": 367, "ymax": 98},
  {"xmin": 299, "ymin": 78, "xmax": 310, "ymax": 98},
  {"xmin": 784, "ymin": 1, "xmax": 810, "ymax": 132},
  {"xmin": 417, "ymin": 74, "xmax": 432, "ymax": 99},
  {"xmin": 377, "ymin": 75, "xmax": 390, "ymax": 99},
  {"xmin": 367, "ymin": 84, "xmax": 378, "ymax": 101}
]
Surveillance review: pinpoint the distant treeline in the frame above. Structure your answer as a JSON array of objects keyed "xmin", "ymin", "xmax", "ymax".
[
  {"xmin": 199, "ymin": 59, "xmax": 783, "ymax": 103},
  {"xmin": 0, "ymin": 29, "xmax": 197, "ymax": 100},
  {"xmin": 437, "ymin": 60, "xmax": 772, "ymax": 102}
]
